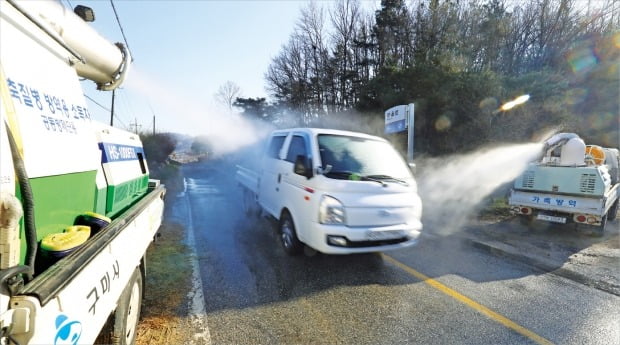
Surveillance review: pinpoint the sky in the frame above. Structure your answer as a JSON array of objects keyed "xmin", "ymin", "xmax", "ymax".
[{"xmin": 75, "ymin": 0, "xmax": 380, "ymax": 137}]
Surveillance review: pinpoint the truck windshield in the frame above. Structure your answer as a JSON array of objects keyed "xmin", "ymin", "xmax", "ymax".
[{"xmin": 318, "ymin": 134, "xmax": 411, "ymax": 180}]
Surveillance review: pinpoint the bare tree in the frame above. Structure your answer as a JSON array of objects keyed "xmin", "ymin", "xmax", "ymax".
[
  {"xmin": 215, "ymin": 81, "xmax": 242, "ymax": 112},
  {"xmin": 266, "ymin": 2, "xmax": 331, "ymax": 124},
  {"xmin": 330, "ymin": 0, "xmax": 361, "ymax": 109},
  {"xmin": 297, "ymin": 1, "xmax": 328, "ymax": 115}
]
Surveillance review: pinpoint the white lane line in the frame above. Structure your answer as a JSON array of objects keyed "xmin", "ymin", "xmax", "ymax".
[{"xmin": 184, "ymin": 178, "xmax": 212, "ymax": 345}]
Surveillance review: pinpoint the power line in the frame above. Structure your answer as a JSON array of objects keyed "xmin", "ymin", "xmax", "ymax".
[
  {"xmin": 113, "ymin": 115, "xmax": 128, "ymax": 130},
  {"xmin": 84, "ymin": 94, "xmax": 110, "ymax": 112},
  {"xmin": 72, "ymin": 1, "xmax": 134, "ymax": 131},
  {"xmin": 107, "ymin": 0, "xmax": 137, "ymax": 130},
  {"xmin": 109, "ymin": 0, "xmax": 134, "ymax": 62},
  {"xmin": 129, "ymin": 118, "xmax": 142, "ymax": 134},
  {"xmin": 114, "ymin": 116, "xmax": 128, "ymax": 130},
  {"xmin": 84, "ymin": 93, "xmax": 128, "ymax": 129},
  {"xmin": 118, "ymin": 90, "xmax": 137, "ymax": 120},
  {"xmin": 68, "ymin": 1, "xmax": 132, "ymax": 131}
]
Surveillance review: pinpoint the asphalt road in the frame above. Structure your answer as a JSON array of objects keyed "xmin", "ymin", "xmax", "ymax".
[{"xmin": 176, "ymin": 159, "xmax": 619, "ymax": 345}]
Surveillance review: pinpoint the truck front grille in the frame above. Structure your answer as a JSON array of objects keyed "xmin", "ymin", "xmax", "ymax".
[
  {"xmin": 579, "ymin": 174, "xmax": 596, "ymax": 194},
  {"xmin": 522, "ymin": 171, "xmax": 535, "ymax": 189}
]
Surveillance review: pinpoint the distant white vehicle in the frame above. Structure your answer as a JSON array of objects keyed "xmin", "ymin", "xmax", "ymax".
[{"xmin": 237, "ymin": 128, "xmax": 423, "ymax": 255}]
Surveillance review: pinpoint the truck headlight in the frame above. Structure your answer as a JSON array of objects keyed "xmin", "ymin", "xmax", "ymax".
[{"xmin": 319, "ymin": 195, "xmax": 346, "ymax": 225}]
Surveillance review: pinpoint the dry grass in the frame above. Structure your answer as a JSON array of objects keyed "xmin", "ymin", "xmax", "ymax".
[
  {"xmin": 478, "ymin": 197, "xmax": 512, "ymax": 220},
  {"xmin": 136, "ymin": 315, "xmax": 192, "ymax": 344},
  {"xmin": 136, "ymin": 222, "xmax": 193, "ymax": 345}
]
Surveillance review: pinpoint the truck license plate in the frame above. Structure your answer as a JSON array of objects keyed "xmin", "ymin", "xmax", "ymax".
[
  {"xmin": 536, "ymin": 214, "xmax": 567, "ymax": 224},
  {"xmin": 366, "ymin": 230, "xmax": 405, "ymax": 241}
]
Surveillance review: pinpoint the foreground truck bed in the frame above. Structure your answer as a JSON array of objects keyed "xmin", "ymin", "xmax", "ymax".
[{"xmin": 5, "ymin": 185, "xmax": 165, "ymax": 344}]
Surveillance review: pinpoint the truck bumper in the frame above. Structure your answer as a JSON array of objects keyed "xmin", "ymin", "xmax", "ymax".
[
  {"xmin": 511, "ymin": 207, "xmax": 605, "ymax": 226},
  {"xmin": 303, "ymin": 220, "xmax": 422, "ymax": 255},
  {"xmin": 508, "ymin": 190, "xmax": 605, "ymax": 216},
  {"xmin": 509, "ymin": 190, "xmax": 607, "ymax": 226}
]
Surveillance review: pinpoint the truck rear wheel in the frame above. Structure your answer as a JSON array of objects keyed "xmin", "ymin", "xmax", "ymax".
[
  {"xmin": 243, "ymin": 189, "xmax": 259, "ymax": 217},
  {"xmin": 99, "ymin": 267, "xmax": 142, "ymax": 345},
  {"xmin": 579, "ymin": 215, "xmax": 607, "ymax": 237},
  {"xmin": 608, "ymin": 200, "xmax": 619, "ymax": 221},
  {"xmin": 594, "ymin": 215, "xmax": 607, "ymax": 237},
  {"xmin": 279, "ymin": 212, "xmax": 303, "ymax": 255},
  {"xmin": 518, "ymin": 215, "xmax": 534, "ymax": 227}
]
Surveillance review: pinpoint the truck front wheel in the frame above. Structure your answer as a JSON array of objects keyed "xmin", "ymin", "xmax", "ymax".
[{"xmin": 279, "ymin": 212, "xmax": 303, "ymax": 255}]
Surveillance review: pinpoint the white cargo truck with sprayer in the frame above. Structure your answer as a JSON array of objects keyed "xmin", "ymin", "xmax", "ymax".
[
  {"xmin": 509, "ymin": 132, "xmax": 619, "ymax": 235},
  {"xmin": 0, "ymin": 1, "xmax": 165, "ymax": 344},
  {"xmin": 236, "ymin": 127, "xmax": 423, "ymax": 256}
]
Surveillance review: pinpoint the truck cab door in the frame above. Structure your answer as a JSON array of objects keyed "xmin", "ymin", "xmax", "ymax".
[
  {"xmin": 258, "ymin": 134, "xmax": 288, "ymax": 217},
  {"xmin": 280, "ymin": 133, "xmax": 314, "ymax": 243}
]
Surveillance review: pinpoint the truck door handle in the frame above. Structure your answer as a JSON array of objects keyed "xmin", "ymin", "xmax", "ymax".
[{"xmin": 277, "ymin": 174, "xmax": 282, "ymax": 183}]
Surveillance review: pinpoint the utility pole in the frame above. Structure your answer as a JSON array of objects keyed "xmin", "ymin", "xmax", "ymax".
[
  {"xmin": 110, "ymin": 89, "xmax": 115, "ymax": 126},
  {"xmin": 149, "ymin": 103, "xmax": 156, "ymax": 135},
  {"xmin": 130, "ymin": 118, "xmax": 141, "ymax": 134}
]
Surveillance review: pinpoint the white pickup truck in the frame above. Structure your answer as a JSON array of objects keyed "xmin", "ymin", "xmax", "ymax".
[{"xmin": 236, "ymin": 128, "xmax": 423, "ymax": 255}]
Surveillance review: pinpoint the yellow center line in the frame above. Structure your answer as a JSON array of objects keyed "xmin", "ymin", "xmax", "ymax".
[{"xmin": 381, "ymin": 254, "xmax": 554, "ymax": 345}]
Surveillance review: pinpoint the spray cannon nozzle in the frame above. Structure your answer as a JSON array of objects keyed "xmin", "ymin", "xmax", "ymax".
[
  {"xmin": 540, "ymin": 133, "xmax": 587, "ymax": 166},
  {"xmin": 542, "ymin": 133, "xmax": 580, "ymax": 152},
  {"xmin": 96, "ymin": 43, "xmax": 131, "ymax": 91},
  {"xmin": 10, "ymin": 0, "xmax": 131, "ymax": 90}
]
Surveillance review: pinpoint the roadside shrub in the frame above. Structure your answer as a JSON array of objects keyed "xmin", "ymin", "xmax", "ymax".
[{"xmin": 141, "ymin": 133, "xmax": 176, "ymax": 164}]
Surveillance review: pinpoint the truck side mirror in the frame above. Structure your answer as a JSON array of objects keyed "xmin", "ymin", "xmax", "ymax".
[{"xmin": 294, "ymin": 155, "xmax": 313, "ymax": 179}]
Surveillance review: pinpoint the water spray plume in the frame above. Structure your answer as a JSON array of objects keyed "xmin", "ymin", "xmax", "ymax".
[
  {"xmin": 124, "ymin": 68, "xmax": 272, "ymax": 155},
  {"xmin": 417, "ymin": 142, "xmax": 543, "ymax": 235}
]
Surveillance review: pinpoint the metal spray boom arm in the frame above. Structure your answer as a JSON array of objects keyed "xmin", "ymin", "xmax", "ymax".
[{"xmin": 9, "ymin": 0, "xmax": 130, "ymax": 91}]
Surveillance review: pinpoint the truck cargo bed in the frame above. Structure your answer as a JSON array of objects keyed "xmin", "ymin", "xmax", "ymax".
[{"xmin": 236, "ymin": 165, "xmax": 259, "ymax": 194}]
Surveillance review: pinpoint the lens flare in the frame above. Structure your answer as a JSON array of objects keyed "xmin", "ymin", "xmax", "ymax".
[
  {"xmin": 479, "ymin": 97, "xmax": 498, "ymax": 111},
  {"xmin": 567, "ymin": 47, "xmax": 599, "ymax": 74},
  {"xmin": 435, "ymin": 114, "xmax": 452, "ymax": 132},
  {"xmin": 565, "ymin": 88, "xmax": 589, "ymax": 105}
]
